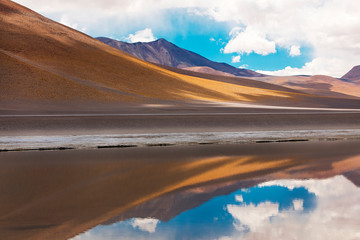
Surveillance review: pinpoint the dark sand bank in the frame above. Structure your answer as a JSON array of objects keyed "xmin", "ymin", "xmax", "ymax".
[
  {"xmin": 1, "ymin": 106, "xmax": 360, "ymax": 137},
  {"xmin": 1, "ymin": 141, "xmax": 360, "ymax": 240}
]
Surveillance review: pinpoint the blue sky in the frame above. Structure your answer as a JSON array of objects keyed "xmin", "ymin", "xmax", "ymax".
[
  {"xmin": 13, "ymin": 0, "xmax": 360, "ymax": 77},
  {"xmin": 137, "ymin": 10, "xmax": 313, "ymax": 72}
]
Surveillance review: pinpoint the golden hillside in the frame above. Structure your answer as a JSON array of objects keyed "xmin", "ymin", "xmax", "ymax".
[{"xmin": 0, "ymin": 0, "xmax": 310, "ymax": 105}]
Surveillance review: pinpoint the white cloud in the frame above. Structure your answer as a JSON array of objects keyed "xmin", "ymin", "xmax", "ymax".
[
  {"xmin": 292, "ymin": 199, "xmax": 304, "ymax": 211},
  {"xmin": 257, "ymin": 57, "xmax": 349, "ymax": 76},
  {"xmin": 202, "ymin": 0, "xmax": 360, "ymax": 77},
  {"xmin": 235, "ymin": 195, "xmax": 243, "ymax": 202},
  {"xmin": 232, "ymin": 55, "xmax": 241, "ymax": 63},
  {"xmin": 227, "ymin": 202, "xmax": 279, "ymax": 232},
  {"xmin": 210, "ymin": 37, "xmax": 216, "ymax": 42},
  {"xmin": 224, "ymin": 27, "xmax": 276, "ymax": 56},
  {"xmin": 125, "ymin": 28, "xmax": 157, "ymax": 43},
  {"xmin": 289, "ymin": 45, "xmax": 301, "ymax": 57},
  {"xmin": 131, "ymin": 218, "xmax": 160, "ymax": 233}
]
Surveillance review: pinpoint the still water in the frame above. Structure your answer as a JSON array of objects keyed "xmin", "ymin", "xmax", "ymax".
[
  {"xmin": 73, "ymin": 175, "xmax": 360, "ymax": 240},
  {"xmin": 1, "ymin": 140, "xmax": 360, "ymax": 240}
]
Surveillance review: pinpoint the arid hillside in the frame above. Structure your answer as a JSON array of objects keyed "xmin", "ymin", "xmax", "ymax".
[{"xmin": 1, "ymin": 0, "xmax": 360, "ymax": 110}]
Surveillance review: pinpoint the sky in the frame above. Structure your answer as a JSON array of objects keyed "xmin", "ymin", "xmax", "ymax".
[{"xmin": 13, "ymin": 0, "xmax": 360, "ymax": 77}]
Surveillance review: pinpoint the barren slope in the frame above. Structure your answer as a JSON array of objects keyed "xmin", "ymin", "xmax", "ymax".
[
  {"xmin": 252, "ymin": 75, "xmax": 360, "ymax": 99},
  {"xmin": 1, "ymin": 0, "xmax": 360, "ymax": 110}
]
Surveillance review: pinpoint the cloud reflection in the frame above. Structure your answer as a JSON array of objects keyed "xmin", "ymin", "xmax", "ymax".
[
  {"xmin": 222, "ymin": 175, "xmax": 360, "ymax": 240},
  {"xmin": 131, "ymin": 218, "xmax": 160, "ymax": 233}
]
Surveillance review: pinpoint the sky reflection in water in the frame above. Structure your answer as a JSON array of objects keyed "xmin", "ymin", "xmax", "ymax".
[{"xmin": 74, "ymin": 175, "xmax": 360, "ymax": 240}]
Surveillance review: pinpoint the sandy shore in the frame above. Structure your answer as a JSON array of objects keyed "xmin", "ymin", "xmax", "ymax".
[
  {"xmin": 2, "ymin": 105, "xmax": 360, "ymax": 135},
  {"xmin": 1, "ymin": 105, "xmax": 360, "ymax": 151},
  {"xmin": 1, "ymin": 129, "xmax": 360, "ymax": 151}
]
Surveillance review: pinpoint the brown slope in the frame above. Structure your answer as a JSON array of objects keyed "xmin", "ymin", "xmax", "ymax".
[
  {"xmin": 0, "ymin": 50, "xmax": 127, "ymax": 102},
  {"xmin": 252, "ymin": 75, "xmax": 360, "ymax": 99},
  {"xmin": 158, "ymin": 64, "xmax": 302, "ymax": 94},
  {"xmin": 157, "ymin": 65, "xmax": 360, "ymax": 108},
  {"xmin": 342, "ymin": 65, "xmax": 360, "ymax": 82}
]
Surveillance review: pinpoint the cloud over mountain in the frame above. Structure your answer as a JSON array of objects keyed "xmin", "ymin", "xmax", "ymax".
[
  {"xmin": 13, "ymin": 0, "xmax": 360, "ymax": 77},
  {"xmin": 125, "ymin": 28, "xmax": 157, "ymax": 43}
]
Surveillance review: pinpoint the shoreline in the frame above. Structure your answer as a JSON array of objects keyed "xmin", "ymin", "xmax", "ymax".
[{"xmin": 1, "ymin": 129, "xmax": 360, "ymax": 152}]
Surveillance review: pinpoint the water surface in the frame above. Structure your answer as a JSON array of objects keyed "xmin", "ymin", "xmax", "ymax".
[
  {"xmin": 73, "ymin": 175, "xmax": 360, "ymax": 240},
  {"xmin": 0, "ymin": 140, "xmax": 359, "ymax": 240}
]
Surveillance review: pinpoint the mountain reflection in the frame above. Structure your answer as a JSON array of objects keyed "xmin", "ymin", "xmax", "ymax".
[
  {"xmin": 74, "ymin": 176, "xmax": 359, "ymax": 240},
  {"xmin": 1, "ymin": 140, "xmax": 360, "ymax": 240}
]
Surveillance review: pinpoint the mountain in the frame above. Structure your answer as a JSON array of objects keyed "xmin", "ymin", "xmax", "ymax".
[
  {"xmin": 4, "ymin": 0, "xmax": 352, "ymax": 111},
  {"xmin": 96, "ymin": 37, "xmax": 264, "ymax": 77},
  {"xmin": 97, "ymin": 37, "xmax": 360, "ymax": 100},
  {"xmin": 342, "ymin": 65, "xmax": 360, "ymax": 82},
  {"xmin": 1, "ymin": 0, "xmax": 316, "ymax": 110},
  {"xmin": 2, "ymin": 0, "xmax": 360, "ymax": 111}
]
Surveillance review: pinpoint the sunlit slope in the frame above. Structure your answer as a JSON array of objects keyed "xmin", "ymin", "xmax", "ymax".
[
  {"xmin": 254, "ymin": 75, "xmax": 360, "ymax": 99},
  {"xmin": 0, "ymin": 0, "xmax": 313, "ymax": 105}
]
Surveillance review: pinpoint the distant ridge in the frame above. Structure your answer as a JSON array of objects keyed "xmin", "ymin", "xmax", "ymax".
[
  {"xmin": 342, "ymin": 65, "xmax": 360, "ymax": 82},
  {"xmin": 96, "ymin": 37, "xmax": 264, "ymax": 78}
]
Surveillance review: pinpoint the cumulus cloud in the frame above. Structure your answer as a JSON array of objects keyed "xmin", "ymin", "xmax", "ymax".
[
  {"xmin": 124, "ymin": 28, "xmax": 157, "ymax": 43},
  {"xmin": 239, "ymin": 64, "xmax": 249, "ymax": 69},
  {"xmin": 224, "ymin": 27, "xmax": 276, "ymax": 56},
  {"xmin": 292, "ymin": 199, "xmax": 304, "ymax": 211},
  {"xmin": 235, "ymin": 195, "xmax": 243, "ymax": 202},
  {"xmin": 289, "ymin": 45, "xmax": 301, "ymax": 57},
  {"xmin": 231, "ymin": 55, "xmax": 241, "ymax": 63},
  {"xmin": 228, "ymin": 201, "xmax": 279, "ymax": 232},
  {"xmin": 257, "ymin": 57, "xmax": 350, "ymax": 76},
  {"xmin": 131, "ymin": 218, "xmax": 160, "ymax": 233},
  {"xmin": 201, "ymin": 0, "xmax": 360, "ymax": 77}
]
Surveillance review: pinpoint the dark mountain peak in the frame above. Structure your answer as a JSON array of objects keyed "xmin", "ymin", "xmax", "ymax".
[
  {"xmin": 155, "ymin": 38, "xmax": 168, "ymax": 43},
  {"xmin": 97, "ymin": 37, "xmax": 264, "ymax": 77},
  {"xmin": 152, "ymin": 38, "xmax": 177, "ymax": 48},
  {"xmin": 342, "ymin": 65, "xmax": 360, "ymax": 82}
]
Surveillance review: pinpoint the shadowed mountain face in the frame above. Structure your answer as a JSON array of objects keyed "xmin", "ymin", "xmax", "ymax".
[
  {"xmin": 342, "ymin": 65, "xmax": 360, "ymax": 82},
  {"xmin": 97, "ymin": 37, "xmax": 264, "ymax": 77}
]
